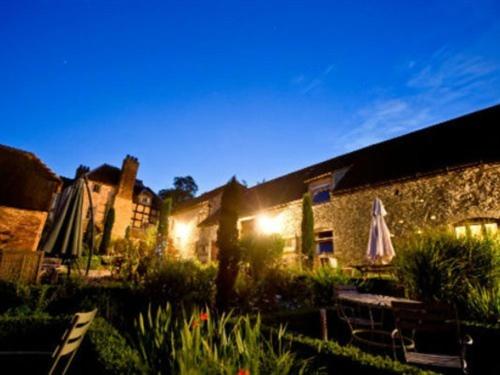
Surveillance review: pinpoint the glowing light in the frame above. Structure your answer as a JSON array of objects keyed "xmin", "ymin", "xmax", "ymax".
[
  {"xmin": 256, "ymin": 214, "xmax": 283, "ymax": 234},
  {"xmin": 175, "ymin": 222, "xmax": 191, "ymax": 242}
]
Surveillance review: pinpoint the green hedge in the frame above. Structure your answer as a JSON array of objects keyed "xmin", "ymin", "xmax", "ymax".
[
  {"xmin": 0, "ymin": 315, "xmax": 145, "ymax": 374},
  {"xmin": 281, "ymin": 331, "xmax": 438, "ymax": 375}
]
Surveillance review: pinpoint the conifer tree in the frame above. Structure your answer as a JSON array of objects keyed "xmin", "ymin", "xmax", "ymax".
[
  {"xmin": 99, "ymin": 207, "xmax": 115, "ymax": 254},
  {"xmin": 157, "ymin": 197, "xmax": 172, "ymax": 254},
  {"xmin": 215, "ymin": 177, "xmax": 243, "ymax": 310},
  {"xmin": 301, "ymin": 193, "xmax": 315, "ymax": 268}
]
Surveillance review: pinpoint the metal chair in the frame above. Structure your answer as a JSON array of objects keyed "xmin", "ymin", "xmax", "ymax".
[
  {"xmin": 391, "ymin": 301, "xmax": 473, "ymax": 374},
  {"xmin": 0, "ymin": 309, "xmax": 97, "ymax": 374}
]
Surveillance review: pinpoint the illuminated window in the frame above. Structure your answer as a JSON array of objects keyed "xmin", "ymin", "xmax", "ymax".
[{"xmin": 454, "ymin": 220, "xmax": 499, "ymax": 238}]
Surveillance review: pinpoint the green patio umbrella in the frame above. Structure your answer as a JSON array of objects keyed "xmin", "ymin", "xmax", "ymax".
[{"xmin": 42, "ymin": 177, "xmax": 95, "ymax": 276}]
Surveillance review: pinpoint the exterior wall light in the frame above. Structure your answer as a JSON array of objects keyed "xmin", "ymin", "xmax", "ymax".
[
  {"xmin": 256, "ymin": 213, "xmax": 283, "ymax": 235},
  {"xmin": 175, "ymin": 222, "xmax": 191, "ymax": 243}
]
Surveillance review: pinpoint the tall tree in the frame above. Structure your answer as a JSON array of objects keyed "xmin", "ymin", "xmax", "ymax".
[
  {"xmin": 215, "ymin": 177, "xmax": 243, "ymax": 310},
  {"xmin": 156, "ymin": 197, "xmax": 172, "ymax": 255},
  {"xmin": 301, "ymin": 193, "xmax": 315, "ymax": 268},
  {"xmin": 99, "ymin": 207, "xmax": 115, "ymax": 254},
  {"xmin": 158, "ymin": 176, "xmax": 198, "ymax": 206}
]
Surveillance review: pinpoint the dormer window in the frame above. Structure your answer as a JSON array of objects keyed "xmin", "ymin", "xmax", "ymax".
[{"xmin": 307, "ymin": 174, "xmax": 332, "ymax": 205}]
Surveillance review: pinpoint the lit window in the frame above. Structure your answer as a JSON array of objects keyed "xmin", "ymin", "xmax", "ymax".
[
  {"xmin": 485, "ymin": 223, "xmax": 498, "ymax": 235},
  {"xmin": 455, "ymin": 226, "xmax": 466, "ymax": 238},
  {"xmin": 454, "ymin": 220, "xmax": 499, "ymax": 239}
]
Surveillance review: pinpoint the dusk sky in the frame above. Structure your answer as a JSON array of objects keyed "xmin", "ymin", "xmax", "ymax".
[{"xmin": 1, "ymin": 1, "xmax": 499, "ymax": 194}]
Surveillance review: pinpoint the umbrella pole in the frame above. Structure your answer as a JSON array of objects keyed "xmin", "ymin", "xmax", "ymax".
[{"xmin": 83, "ymin": 177, "xmax": 95, "ymax": 277}]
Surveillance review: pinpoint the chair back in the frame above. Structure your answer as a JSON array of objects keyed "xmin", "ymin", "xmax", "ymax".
[
  {"xmin": 392, "ymin": 301, "xmax": 453, "ymax": 333},
  {"xmin": 49, "ymin": 309, "xmax": 98, "ymax": 375}
]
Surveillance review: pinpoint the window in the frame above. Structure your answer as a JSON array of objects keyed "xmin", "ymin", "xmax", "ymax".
[
  {"xmin": 92, "ymin": 184, "xmax": 101, "ymax": 193},
  {"xmin": 308, "ymin": 176, "xmax": 332, "ymax": 205},
  {"xmin": 454, "ymin": 219, "xmax": 498, "ymax": 238},
  {"xmin": 315, "ymin": 230, "xmax": 334, "ymax": 254},
  {"xmin": 312, "ymin": 189, "xmax": 330, "ymax": 204},
  {"xmin": 140, "ymin": 196, "xmax": 151, "ymax": 205}
]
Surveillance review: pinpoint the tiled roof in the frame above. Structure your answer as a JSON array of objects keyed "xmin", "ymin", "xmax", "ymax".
[
  {"xmin": 0, "ymin": 144, "xmax": 61, "ymax": 211},
  {"xmin": 172, "ymin": 185, "xmax": 226, "ymax": 213},
  {"xmin": 87, "ymin": 164, "xmax": 121, "ymax": 186},
  {"xmin": 242, "ymin": 104, "xmax": 500, "ymax": 215}
]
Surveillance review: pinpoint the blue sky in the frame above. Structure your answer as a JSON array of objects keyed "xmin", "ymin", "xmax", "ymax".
[{"xmin": 1, "ymin": 1, "xmax": 499, "ymax": 193}]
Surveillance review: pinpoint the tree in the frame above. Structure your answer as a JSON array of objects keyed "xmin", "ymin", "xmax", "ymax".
[
  {"xmin": 156, "ymin": 197, "xmax": 172, "ymax": 255},
  {"xmin": 301, "ymin": 193, "xmax": 315, "ymax": 268},
  {"xmin": 215, "ymin": 177, "xmax": 243, "ymax": 310},
  {"xmin": 158, "ymin": 176, "xmax": 198, "ymax": 206},
  {"xmin": 99, "ymin": 207, "xmax": 115, "ymax": 254}
]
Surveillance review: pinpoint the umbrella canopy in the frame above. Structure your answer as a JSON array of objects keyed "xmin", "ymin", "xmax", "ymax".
[
  {"xmin": 42, "ymin": 178, "xmax": 87, "ymax": 260},
  {"xmin": 366, "ymin": 198, "xmax": 395, "ymax": 264}
]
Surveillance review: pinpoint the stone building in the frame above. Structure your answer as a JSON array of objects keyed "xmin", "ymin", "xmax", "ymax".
[
  {"xmin": 0, "ymin": 145, "xmax": 61, "ymax": 251},
  {"xmin": 61, "ymin": 155, "xmax": 161, "ymax": 239},
  {"xmin": 171, "ymin": 105, "xmax": 500, "ymax": 266}
]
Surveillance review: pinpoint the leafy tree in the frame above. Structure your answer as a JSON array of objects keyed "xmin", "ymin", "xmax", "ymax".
[
  {"xmin": 301, "ymin": 193, "xmax": 315, "ymax": 268},
  {"xmin": 158, "ymin": 176, "xmax": 198, "ymax": 206},
  {"xmin": 240, "ymin": 234, "xmax": 284, "ymax": 279},
  {"xmin": 215, "ymin": 177, "xmax": 243, "ymax": 310},
  {"xmin": 99, "ymin": 207, "xmax": 115, "ymax": 254},
  {"xmin": 156, "ymin": 197, "xmax": 172, "ymax": 255}
]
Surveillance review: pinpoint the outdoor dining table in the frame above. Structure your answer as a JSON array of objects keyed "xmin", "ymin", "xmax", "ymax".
[
  {"xmin": 337, "ymin": 291, "xmax": 420, "ymax": 309},
  {"xmin": 335, "ymin": 291, "xmax": 419, "ymax": 357}
]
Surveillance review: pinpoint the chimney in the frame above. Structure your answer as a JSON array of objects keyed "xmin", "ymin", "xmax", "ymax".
[
  {"xmin": 116, "ymin": 155, "xmax": 139, "ymax": 200},
  {"xmin": 75, "ymin": 165, "xmax": 90, "ymax": 179}
]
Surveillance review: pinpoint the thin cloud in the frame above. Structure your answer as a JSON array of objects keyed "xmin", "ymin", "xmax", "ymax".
[
  {"xmin": 292, "ymin": 64, "xmax": 335, "ymax": 94},
  {"xmin": 337, "ymin": 47, "xmax": 499, "ymax": 152}
]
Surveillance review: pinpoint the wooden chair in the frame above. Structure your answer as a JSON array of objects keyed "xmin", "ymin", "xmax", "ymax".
[
  {"xmin": 0, "ymin": 309, "xmax": 97, "ymax": 374},
  {"xmin": 391, "ymin": 301, "xmax": 473, "ymax": 374}
]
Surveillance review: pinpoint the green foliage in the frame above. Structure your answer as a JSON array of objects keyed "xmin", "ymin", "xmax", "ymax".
[
  {"xmin": 157, "ymin": 197, "xmax": 172, "ymax": 253},
  {"xmin": 159, "ymin": 176, "xmax": 198, "ymax": 206},
  {"xmin": 301, "ymin": 193, "xmax": 315, "ymax": 269},
  {"xmin": 216, "ymin": 177, "xmax": 244, "ymax": 310},
  {"xmin": 143, "ymin": 259, "xmax": 217, "ymax": 308},
  {"xmin": 99, "ymin": 207, "xmax": 115, "ymax": 254},
  {"xmin": 395, "ymin": 232, "xmax": 500, "ymax": 307},
  {"xmin": 134, "ymin": 303, "xmax": 310, "ymax": 375},
  {"xmin": 307, "ymin": 267, "xmax": 352, "ymax": 306},
  {"xmin": 267, "ymin": 328, "xmax": 437, "ymax": 375},
  {"xmin": 0, "ymin": 315, "xmax": 145, "ymax": 374},
  {"xmin": 466, "ymin": 283, "xmax": 500, "ymax": 323},
  {"xmin": 240, "ymin": 233, "xmax": 285, "ymax": 279},
  {"xmin": 87, "ymin": 317, "xmax": 146, "ymax": 374}
]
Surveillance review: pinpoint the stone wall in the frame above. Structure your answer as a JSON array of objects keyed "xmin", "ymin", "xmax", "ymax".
[
  {"xmin": 330, "ymin": 163, "xmax": 500, "ymax": 265},
  {"xmin": 112, "ymin": 196, "xmax": 133, "ymax": 239},
  {"xmin": 81, "ymin": 182, "xmax": 116, "ymax": 231},
  {"xmin": 241, "ymin": 163, "xmax": 500, "ymax": 267},
  {"xmin": 0, "ymin": 206, "xmax": 48, "ymax": 251}
]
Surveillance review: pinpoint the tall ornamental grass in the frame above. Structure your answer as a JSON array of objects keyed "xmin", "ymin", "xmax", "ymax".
[
  {"xmin": 134, "ymin": 304, "xmax": 309, "ymax": 374},
  {"xmin": 395, "ymin": 232, "xmax": 500, "ymax": 313}
]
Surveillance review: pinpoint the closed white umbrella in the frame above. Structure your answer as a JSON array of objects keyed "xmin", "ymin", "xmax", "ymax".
[{"xmin": 366, "ymin": 198, "xmax": 395, "ymax": 264}]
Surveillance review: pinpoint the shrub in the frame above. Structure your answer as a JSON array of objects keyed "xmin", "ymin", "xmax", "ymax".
[
  {"xmin": 143, "ymin": 259, "xmax": 217, "ymax": 308},
  {"xmin": 466, "ymin": 284, "xmax": 500, "ymax": 323},
  {"xmin": 240, "ymin": 233, "xmax": 284, "ymax": 279},
  {"xmin": 395, "ymin": 232, "xmax": 499, "ymax": 308},
  {"xmin": 0, "ymin": 315, "xmax": 145, "ymax": 374},
  {"xmin": 134, "ymin": 303, "xmax": 311, "ymax": 374}
]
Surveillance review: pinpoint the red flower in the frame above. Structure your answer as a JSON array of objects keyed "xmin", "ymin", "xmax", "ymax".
[
  {"xmin": 237, "ymin": 369, "xmax": 250, "ymax": 375},
  {"xmin": 200, "ymin": 312, "xmax": 209, "ymax": 321}
]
